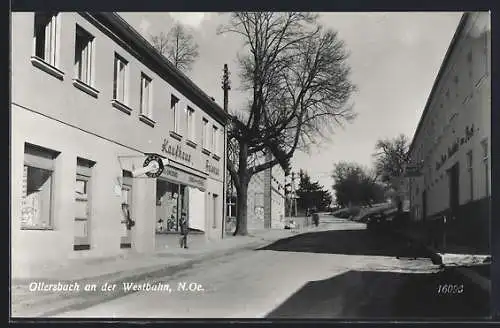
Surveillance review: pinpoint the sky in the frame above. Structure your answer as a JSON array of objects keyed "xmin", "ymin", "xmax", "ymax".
[{"xmin": 119, "ymin": 11, "xmax": 463, "ymax": 195}]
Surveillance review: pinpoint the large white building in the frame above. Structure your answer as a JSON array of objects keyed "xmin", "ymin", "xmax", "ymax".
[
  {"xmin": 11, "ymin": 12, "xmax": 229, "ymax": 277},
  {"xmin": 408, "ymin": 12, "xmax": 490, "ymax": 253}
]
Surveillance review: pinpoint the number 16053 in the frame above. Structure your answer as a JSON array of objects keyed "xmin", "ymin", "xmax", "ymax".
[{"xmin": 437, "ymin": 284, "xmax": 464, "ymax": 294}]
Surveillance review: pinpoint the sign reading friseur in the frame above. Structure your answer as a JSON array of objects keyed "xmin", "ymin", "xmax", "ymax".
[{"xmin": 161, "ymin": 166, "xmax": 206, "ymax": 191}]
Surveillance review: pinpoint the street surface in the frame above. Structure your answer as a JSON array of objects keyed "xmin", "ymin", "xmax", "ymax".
[{"xmin": 55, "ymin": 215, "xmax": 490, "ymax": 319}]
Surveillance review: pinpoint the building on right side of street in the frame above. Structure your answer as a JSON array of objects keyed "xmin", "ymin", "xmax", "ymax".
[{"xmin": 407, "ymin": 12, "xmax": 491, "ymax": 254}]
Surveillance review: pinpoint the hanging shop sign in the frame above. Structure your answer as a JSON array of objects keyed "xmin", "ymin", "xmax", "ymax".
[
  {"xmin": 161, "ymin": 165, "xmax": 206, "ymax": 191},
  {"xmin": 435, "ymin": 124, "xmax": 475, "ymax": 171},
  {"xmin": 206, "ymin": 160, "xmax": 220, "ymax": 176},
  {"xmin": 161, "ymin": 139, "xmax": 192, "ymax": 164},
  {"xmin": 143, "ymin": 153, "xmax": 165, "ymax": 178}
]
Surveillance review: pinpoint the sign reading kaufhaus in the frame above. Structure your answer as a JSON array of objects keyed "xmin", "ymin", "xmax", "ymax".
[{"xmin": 161, "ymin": 139, "xmax": 192, "ymax": 164}]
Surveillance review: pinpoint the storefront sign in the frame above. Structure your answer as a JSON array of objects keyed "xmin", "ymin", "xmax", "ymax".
[
  {"xmin": 206, "ymin": 160, "xmax": 220, "ymax": 176},
  {"xmin": 161, "ymin": 166, "xmax": 206, "ymax": 191},
  {"xmin": 161, "ymin": 139, "xmax": 192, "ymax": 164},
  {"xmin": 436, "ymin": 124, "xmax": 475, "ymax": 171}
]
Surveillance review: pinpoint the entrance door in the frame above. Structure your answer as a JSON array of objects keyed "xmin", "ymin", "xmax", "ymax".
[
  {"xmin": 448, "ymin": 163, "xmax": 460, "ymax": 216},
  {"xmin": 121, "ymin": 177, "xmax": 133, "ymax": 249}
]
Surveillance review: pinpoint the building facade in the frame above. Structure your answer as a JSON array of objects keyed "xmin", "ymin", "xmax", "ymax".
[
  {"xmin": 408, "ymin": 12, "xmax": 491, "ymax": 252},
  {"xmin": 246, "ymin": 158, "xmax": 286, "ymax": 230},
  {"xmin": 11, "ymin": 12, "xmax": 228, "ymax": 277}
]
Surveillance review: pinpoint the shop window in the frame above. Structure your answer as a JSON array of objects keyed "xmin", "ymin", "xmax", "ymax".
[
  {"xmin": 156, "ymin": 181, "xmax": 187, "ymax": 233},
  {"xmin": 467, "ymin": 150, "xmax": 473, "ymax": 201},
  {"xmin": 21, "ymin": 143, "xmax": 60, "ymax": 230},
  {"xmin": 171, "ymin": 95, "xmax": 180, "ymax": 134},
  {"xmin": 113, "ymin": 53, "xmax": 128, "ymax": 104},
  {"xmin": 74, "ymin": 25, "xmax": 94, "ymax": 86},
  {"xmin": 74, "ymin": 157, "xmax": 95, "ymax": 251},
  {"xmin": 34, "ymin": 12, "xmax": 58, "ymax": 66},
  {"xmin": 482, "ymin": 139, "xmax": 489, "ymax": 197},
  {"xmin": 140, "ymin": 73, "xmax": 153, "ymax": 119}
]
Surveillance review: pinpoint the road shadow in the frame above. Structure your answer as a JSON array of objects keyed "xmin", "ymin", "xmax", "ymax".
[
  {"xmin": 258, "ymin": 229, "xmax": 430, "ymax": 258},
  {"xmin": 266, "ymin": 269, "xmax": 491, "ymax": 319}
]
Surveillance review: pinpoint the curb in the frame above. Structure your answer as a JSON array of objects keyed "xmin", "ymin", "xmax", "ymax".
[{"xmin": 11, "ymin": 231, "xmax": 298, "ymax": 317}]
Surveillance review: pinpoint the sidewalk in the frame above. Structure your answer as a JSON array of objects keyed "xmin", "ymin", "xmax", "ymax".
[
  {"xmin": 11, "ymin": 226, "xmax": 319, "ymax": 317},
  {"xmin": 389, "ymin": 224, "xmax": 492, "ymax": 294}
]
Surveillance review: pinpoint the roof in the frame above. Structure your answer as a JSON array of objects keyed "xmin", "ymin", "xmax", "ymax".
[
  {"xmin": 408, "ymin": 12, "xmax": 470, "ymax": 156},
  {"xmin": 85, "ymin": 12, "xmax": 230, "ymax": 125}
]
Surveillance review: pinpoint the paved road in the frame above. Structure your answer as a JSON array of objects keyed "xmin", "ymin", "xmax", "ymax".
[{"xmin": 55, "ymin": 216, "xmax": 490, "ymax": 319}]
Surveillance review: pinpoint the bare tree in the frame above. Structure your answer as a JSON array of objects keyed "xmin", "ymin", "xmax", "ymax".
[
  {"xmin": 151, "ymin": 23, "xmax": 199, "ymax": 72},
  {"xmin": 219, "ymin": 12, "xmax": 357, "ymax": 236},
  {"xmin": 373, "ymin": 134, "xmax": 410, "ymax": 212}
]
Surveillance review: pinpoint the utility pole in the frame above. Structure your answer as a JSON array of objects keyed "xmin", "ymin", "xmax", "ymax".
[
  {"xmin": 290, "ymin": 172, "xmax": 297, "ymax": 217},
  {"xmin": 221, "ymin": 64, "xmax": 231, "ymax": 238}
]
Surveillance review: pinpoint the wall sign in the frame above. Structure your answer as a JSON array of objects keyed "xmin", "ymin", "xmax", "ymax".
[
  {"xmin": 161, "ymin": 165, "xmax": 206, "ymax": 191},
  {"xmin": 144, "ymin": 153, "xmax": 165, "ymax": 178},
  {"xmin": 206, "ymin": 160, "xmax": 220, "ymax": 176},
  {"xmin": 435, "ymin": 124, "xmax": 475, "ymax": 171},
  {"xmin": 161, "ymin": 139, "xmax": 192, "ymax": 164}
]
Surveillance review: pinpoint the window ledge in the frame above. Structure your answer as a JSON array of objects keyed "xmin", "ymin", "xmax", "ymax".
[
  {"xmin": 111, "ymin": 99, "xmax": 133, "ymax": 115},
  {"xmin": 139, "ymin": 114, "xmax": 156, "ymax": 127},
  {"xmin": 212, "ymin": 154, "xmax": 221, "ymax": 161},
  {"xmin": 73, "ymin": 79, "xmax": 99, "ymax": 98},
  {"xmin": 170, "ymin": 131, "xmax": 183, "ymax": 141},
  {"xmin": 186, "ymin": 139, "xmax": 197, "ymax": 149},
  {"xmin": 20, "ymin": 226, "xmax": 54, "ymax": 231},
  {"xmin": 202, "ymin": 148, "xmax": 211, "ymax": 156},
  {"xmin": 30, "ymin": 56, "xmax": 64, "ymax": 80}
]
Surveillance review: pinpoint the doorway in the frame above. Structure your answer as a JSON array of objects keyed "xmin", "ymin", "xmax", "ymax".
[{"xmin": 120, "ymin": 174, "xmax": 133, "ymax": 249}]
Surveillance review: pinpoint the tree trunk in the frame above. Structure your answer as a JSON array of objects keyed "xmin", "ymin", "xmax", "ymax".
[
  {"xmin": 234, "ymin": 141, "xmax": 250, "ymax": 236},
  {"xmin": 234, "ymin": 182, "xmax": 249, "ymax": 236}
]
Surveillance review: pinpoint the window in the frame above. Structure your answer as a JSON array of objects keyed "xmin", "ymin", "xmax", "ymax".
[
  {"xmin": 171, "ymin": 95, "xmax": 179, "ymax": 133},
  {"xmin": 482, "ymin": 139, "xmax": 489, "ymax": 197},
  {"xmin": 186, "ymin": 107, "xmax": 195, "ymax": 141},
  {"xmin": 212, "ymin": 126, "xmax": 218, "ymax": 153},
  {"xmin": 467, "ymin": 150, "xmax": 473, "ymax": 201},
  {"xmin": 113, "ymin": 54, "xmax": 128, "ymax": 103},
  {"xmin": 21, "ymin": 144, "xmax": 60, "ymax": 230},
  {"xmin": 74, "ymin": 25, "xmax": 94, "ymax": 86},
  {"xmin": 140, "ymin": 73, "xmax": 152, "ymax": 118},
  {"xmin": 34, "ymin": 12, "xmax": 58, "ymax": 66},
  {"xmin": 202, "ymin": 118, "xmax": 209, "ymax": 150},
  {"xmin": 74, "ymin": 158, "xmax": 95, "ymax": 251}
]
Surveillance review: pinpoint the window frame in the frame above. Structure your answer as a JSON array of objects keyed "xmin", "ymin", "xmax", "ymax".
[
  {"xmin": 212, "ymin": 125, "xmax": 218, "ymax": 154},
  {"xmin": 33, "ymin": 12, "xmax": 59, "ymax": 67},
  {"xmin": 140, "ymin": 73, "xmax": 153, "ymax": 118},
  {"xmin": 466, "ymin": 150, "xmax": 473, "ymax": 201},
  {"xmin": 171, "ymin": 95, "xmax": 180, "ymax": 134},
  {"xmin": 21, "ymin": 145, "xmax": 58, "ymax": 230},
  {"xmin": 74, "ymin": 25, "xmax": 95, "ymax": 87},
  {"xmin": 113, "ymin": 53, "xmax": 128, "ymax": 104},
  {"xmin": 186, "ymin": 106, "xmax": 195, "ymax": 142},
  {"xmin": 202, "ymin": 118, "xmax": 209, "ymax": 151}
]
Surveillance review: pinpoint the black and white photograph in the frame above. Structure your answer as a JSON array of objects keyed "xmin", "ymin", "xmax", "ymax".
[{"xmin": 10, "ymin": 10, "xmax": 492, "ymax": 320}]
